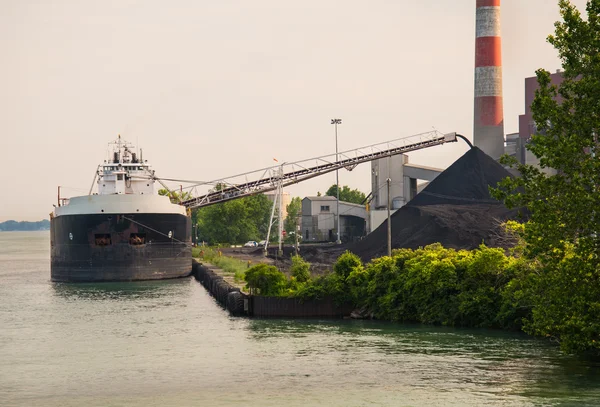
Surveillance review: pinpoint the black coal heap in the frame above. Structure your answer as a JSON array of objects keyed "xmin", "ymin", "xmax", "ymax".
[
  {"xmin": 347, "ymin": 147, "xmax": 521, "ymax": 260},
  {"xmin": 408, "ymin": 147, "xmax": 512, "ymax": 207}
]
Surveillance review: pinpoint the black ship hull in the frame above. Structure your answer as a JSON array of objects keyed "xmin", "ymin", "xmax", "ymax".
[{"xmin": 50, "ymin": 213, "xmax": 192, "ymax": 282}]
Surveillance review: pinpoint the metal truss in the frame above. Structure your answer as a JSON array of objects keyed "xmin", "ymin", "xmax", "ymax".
[{"xmin": 177, "ymin": 131, "xmax": 460, "ymax": 209}]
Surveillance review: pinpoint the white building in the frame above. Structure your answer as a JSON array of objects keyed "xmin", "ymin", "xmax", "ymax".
[{"xmin": 301, "ymin": 196, "xmax": 367, "ymax": 243}]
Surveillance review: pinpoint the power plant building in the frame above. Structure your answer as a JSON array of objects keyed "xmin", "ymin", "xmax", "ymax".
[
  {"xmin": 505, "ymin": 70, "xmax": 563, "ymax": 175},
  {"xmin": 518, "ymin": 70, "xmax": 565, "ymax": 144}
]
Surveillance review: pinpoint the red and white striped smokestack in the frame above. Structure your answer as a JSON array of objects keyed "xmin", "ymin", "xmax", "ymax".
[{"xmin": 474, "ymin": 0, "xmax": 504, "ymax": 159}]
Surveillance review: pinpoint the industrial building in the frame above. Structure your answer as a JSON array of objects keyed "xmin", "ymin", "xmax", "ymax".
[
  {"xmin": 264, "ymin": 190, "xmax": 291, "ymax": 220},
  {"xmin": 301, "ymin": 196, "xmax": 366, "ymax": 243},
  {"xmin": 504, "ymin": 70, "xmax": 564, "ymax": 175}
]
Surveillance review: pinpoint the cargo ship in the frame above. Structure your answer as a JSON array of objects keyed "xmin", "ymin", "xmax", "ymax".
[{"xmin": 50, "ymin": 136, "xmax": 192, "ymax": 282}]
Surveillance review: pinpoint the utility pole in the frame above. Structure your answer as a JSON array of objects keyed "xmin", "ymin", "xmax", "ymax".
[
  {"xmin": 277, "ymin": 165, "xmax": 284, "ymax": 257},
  {"xmin": 295, "ymin": 215, "xmax": 300, "ymax": 256},
  {"xmin": 387, "ymin": 177, "xmax": 392, "ymax": 257},
  {"xmin": 331, "ymin": 118, "xmax": 342, "ymax": 244}
]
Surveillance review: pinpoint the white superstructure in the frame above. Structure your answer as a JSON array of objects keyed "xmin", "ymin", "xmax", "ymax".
[
  {"xmin": 97, "ymin": 136, "xmax": 155, "ymax": 195},
  {"xmin": 53, "ymin": 135, "xmax": 186, "ymax": 217}
]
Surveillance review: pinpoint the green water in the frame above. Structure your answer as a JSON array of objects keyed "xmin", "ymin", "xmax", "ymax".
[{"xmin": 1, "ymin": 231, "xmax": 600, "ymax": 406}]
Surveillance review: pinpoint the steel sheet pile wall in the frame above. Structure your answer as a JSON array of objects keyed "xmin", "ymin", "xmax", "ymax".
[
  {"xmin": 192, "ymin": 260, "xmax": 353, "ymax": 318},
  {"xmin": 250, "ymin": 296, "xmax": 353, "ymax": 318}
]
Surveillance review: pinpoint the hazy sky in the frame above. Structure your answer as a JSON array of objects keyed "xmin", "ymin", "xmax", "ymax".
[{"xmin": 0, "ymin": 0, "xmax": 588, "ymax": 221}]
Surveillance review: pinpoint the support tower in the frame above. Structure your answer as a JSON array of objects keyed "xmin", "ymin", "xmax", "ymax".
[{"xmin": 474, "ymin": 0, "xmax": 504, "ymax": 159}]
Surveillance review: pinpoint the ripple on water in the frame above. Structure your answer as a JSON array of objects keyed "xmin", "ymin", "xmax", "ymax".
[{"xmin": 2, "ymin": 232, "xmax": 600, "ymax": 406}]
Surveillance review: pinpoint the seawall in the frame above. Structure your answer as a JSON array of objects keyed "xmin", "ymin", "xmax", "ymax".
[{"xmin": 192, "ymin": 259, "xmax": 352, "ymax": 318}]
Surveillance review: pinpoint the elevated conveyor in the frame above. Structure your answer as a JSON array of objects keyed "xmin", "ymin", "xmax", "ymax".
[{"xmin": 163, "ymin": 131, "xmax": 462, "ymax": 209}]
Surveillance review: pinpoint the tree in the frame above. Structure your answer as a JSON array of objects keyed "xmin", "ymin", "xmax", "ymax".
[
  {"xmin": 325, "ymin": 185, "xmax": 366, "ymax": 205},
  {"xmin": 158, "ymin": 188, "xmax": 192, "ymax": 203},
  {"xmin": 284, "ymin": 197, "xmax": 302, "ymax": 237},
  {"xmin": 492, "ymin": 0, "xmax": 600, "ymax": 354},
  {"xmin": 195, "ymin": 194, "xmax": 272, "ymax": 245}
]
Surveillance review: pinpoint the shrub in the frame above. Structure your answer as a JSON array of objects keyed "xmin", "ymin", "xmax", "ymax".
[
  {"xmin": 292, "ymin": 273, "xmax": 347, "ymax": 303},
  {"xmin": 345, "ymin": 244, "xmax": 525, "ymax": 328},
  {"xmin": 334, "ymin": 251, "xmax": 363, "ymax": 280},
  {"xmin": 456, "ymin": 245, "xmax": 510, "ymax": 328},
  {"xmin": 244, "ymin": 264, "xmax": 287, "ymax": 296},
  {"xmin": 256, "ymin": 243, "xmax": 539, "ymax": 338},
  {"xmin": 290, "ymin": 255, "xmax": 311, "ymax": 283},
  {"xmin": 497, "ymin": 257, "xmax": 536, "ymax": 330},
  {"xmin": 400, "ymin": 245, "xmax": 460, "ymax": 325}
]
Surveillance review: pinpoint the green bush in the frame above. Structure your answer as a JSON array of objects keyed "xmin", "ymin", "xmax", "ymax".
[
  {"xmin": 402, "ymin": 245, "xmax": 460, "ymax": 325},
  {"xmin": 363, "ymin": 256, "xmax": 398, "ymax": 319},
  {"xmin": 244, "ymin": 264, "xmax": 287, "ymax": 296},
  {"xmin": 290, "ymin": 255, "xmax": 311, "ymax": 283},
  {"xmin": 456, "ymin": 246, "xmax": 510, "ymax": 328},
  {"xmin": 292, "ymin": 273, "xmax": 347, "ymax": 303},
  {"xmin": 333, "ymin": 244, "xmax": 526, "ymax": 329},
  {"xmin": 496, "ymin": 257, "xmax": 536, "ymax": 330},
  {"xmin": 334, "ymin": 251, "xmax": 363, "ymax": 280}
]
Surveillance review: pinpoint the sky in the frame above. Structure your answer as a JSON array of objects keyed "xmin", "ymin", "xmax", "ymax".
[{"xmin": 0, "ymin": 0, "xmax": 589, "ymax": 221}]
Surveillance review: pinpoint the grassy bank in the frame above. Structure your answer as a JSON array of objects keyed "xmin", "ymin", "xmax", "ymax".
[{"xmin": 192, "ymin": 247, "xmax": 248, "ymax": 282}]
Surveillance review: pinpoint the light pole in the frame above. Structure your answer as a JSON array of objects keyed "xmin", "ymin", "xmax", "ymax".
[
  {"xmin": 387, "ymin": 176, "xmax": 392, "ymax": 257},
  {"xmin": 387, "ymin": 155, "xmax": 392, "ymax": 256},
  {"xmin": 331, "ymin": 118, "xmax": 342, "ymax": 244}
]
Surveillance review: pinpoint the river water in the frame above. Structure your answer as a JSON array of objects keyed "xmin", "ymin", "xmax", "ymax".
[{"xmin": 2, "ymin": 231, "xmax": 600, "ymax": 406}]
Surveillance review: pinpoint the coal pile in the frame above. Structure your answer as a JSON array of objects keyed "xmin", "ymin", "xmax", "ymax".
[
  {"xmin": 407, "ymin": 147, "xmax": 512, "ymax": 207},
  {"xmin": 346, "ymin": 147, "xmax": 522, "ymax": 261}
]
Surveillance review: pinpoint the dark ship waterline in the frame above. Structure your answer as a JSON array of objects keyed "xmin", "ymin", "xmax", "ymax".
[{"xmin": 50, "ymin": 137, "xmax": 192, "ymax": 282}]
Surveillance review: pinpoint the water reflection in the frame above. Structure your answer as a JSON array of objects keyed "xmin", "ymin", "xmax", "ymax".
[
  {"xmin": 52, "ymin": 277, "xmax": 193, "ymax": 302},
  {"xmin": 246, "ymin": 319, "xmax": 600, "ymax": 405},
  {"xmin": 246, "ymin": 318, "xmax": 550, "ymax": 364}
]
